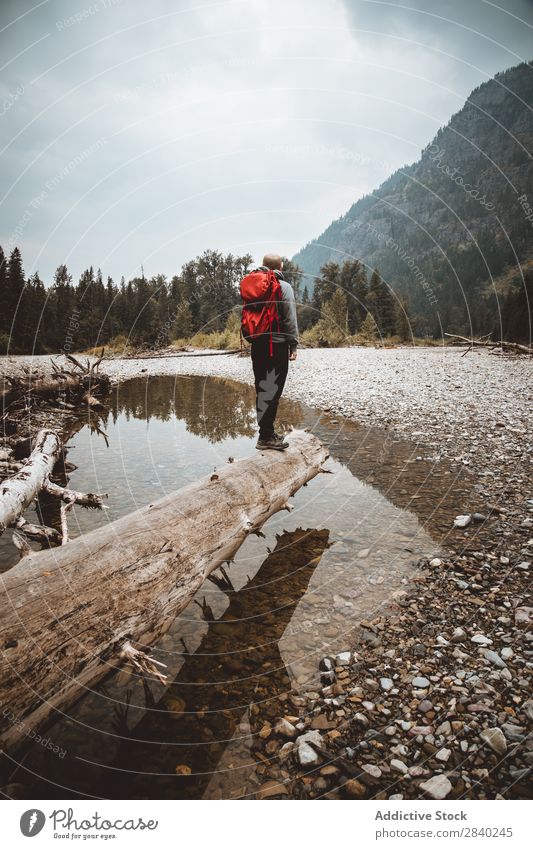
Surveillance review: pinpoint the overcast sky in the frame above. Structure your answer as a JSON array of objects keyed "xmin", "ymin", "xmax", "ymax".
[{"xmin": 1, "ymin": 0, "xmax": 532, "ymax": 283}]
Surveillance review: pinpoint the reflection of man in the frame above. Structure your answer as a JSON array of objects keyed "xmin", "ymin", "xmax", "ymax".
[{"xmin": 252, "ymin": 253, "xmax": 299, "ymax": 451}]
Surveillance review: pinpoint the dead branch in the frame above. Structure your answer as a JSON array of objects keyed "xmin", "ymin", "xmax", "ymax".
[
  {"xmin": 445, "ymin": 333, "xmax": 532, "ymax": 355},
  {"xmin": 42, "ymin": 479, "xmax": 107, "ymax": 509}
]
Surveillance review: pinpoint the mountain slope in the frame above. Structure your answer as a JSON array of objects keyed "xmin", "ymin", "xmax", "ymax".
[{"xmin": 293, "ymin": 62, "xmax": 533, "ymax": 335}]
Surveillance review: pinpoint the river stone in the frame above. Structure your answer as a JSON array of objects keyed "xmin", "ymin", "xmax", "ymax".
[
  {"xmin": 256, "ymin": 780, "xmax": 289, "ymax": 799},
  {"xmin": 345, "ymin": 779, "xmax": 366, "ymax": 797},
  {"xmin": 362, "ymin": 763, "xmax": 382, "ymax": 778},
  {"xmin": 275, "ymin": 718, "xmax": 297, "ymax": 739},
  {"xmin": 454, "ymin": 514, "xmax": 471, "ymax": 528},
  {"xmin": 380, "ymin": 677, "xmax": 394, "ymax": 691},
  {"xmin": 278, "ymin": 742, "xmax": 295, "ymax": 763},
  {"xmin": 298, "ymin": 741, "xmax": 319, "ymax": 766},
  {"xmin": 412, "ymin": 676, "xmax": 430, "ymax": 688},
  {"xmin": 501, "ymin": 723, "xmax": 526, "ymax": 743},
  {"xmin": 480, "ymin": 728, "xmax": 507, "ymax": 756},
  {"xmin": 435, "ymin": 748, "xmax": 452, "ymax": 762},
  {"xmin": 390, "ymin": 759, "xmax": 408, "ymax": 774},
  {"xmin": 418, "ymin": 700, "xmax": 433, "ymax": 713},
  {"xmin": 483, "ymin": 649, "xmax": 506, "ymax": 668},
  {"xmin": 471, "ymin": 633, "xmax": 492, "ymax": 645},
  {"xmin": 336, "ymin": 651, "xmax": 351, "ymax": 666},
  {"xmin": 523, "ymin": 700, "xmax": 533, "ymax": 722},
  {"xmin": 515, "ymin": 607, "xmax": 532, "ymax": 625},
  {"xmin": 420, "ymin": 775, "xmax": 453, "ymax": 799}
]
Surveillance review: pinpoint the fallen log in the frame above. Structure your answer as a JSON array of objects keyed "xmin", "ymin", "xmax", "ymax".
[
  {"xmin": 0, "ymin": 430, "xmax": 61, "ymax": 534},
  {"xmin": 444, "ymin": 333, "xmax": 532, "ymax": 355},
  {"xmin": 0, "ymin": 429, "xmax": 328, "ymax": 751}
]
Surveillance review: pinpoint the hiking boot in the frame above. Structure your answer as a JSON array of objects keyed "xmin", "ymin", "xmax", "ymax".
[{"xmin": 256, "ymin": 432, "xmax": 289, "ymax": 451}]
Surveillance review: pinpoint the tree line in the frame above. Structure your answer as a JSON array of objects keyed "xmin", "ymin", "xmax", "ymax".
[{"xmin": 0, "ymin": 244, "xmax": 528, "ymax": 354}]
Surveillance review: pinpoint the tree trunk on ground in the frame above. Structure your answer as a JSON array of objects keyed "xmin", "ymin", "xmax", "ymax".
[
  {"xmin": 0, "ymin": 430, "xmax": 61, "ymax": 533},
  {"xmin": 0, "ymin": 430, "xmax": 328, "ymax": 751}
]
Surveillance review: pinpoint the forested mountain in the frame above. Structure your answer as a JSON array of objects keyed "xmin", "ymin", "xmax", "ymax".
[{"xmin": 293, "ymin": 61, "xmax": 533, "ymax": 339}]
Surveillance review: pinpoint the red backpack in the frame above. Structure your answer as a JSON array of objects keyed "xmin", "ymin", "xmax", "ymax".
[{"xmin": 240, "ymin": 268, "xmax": 282, "ymax": 355}]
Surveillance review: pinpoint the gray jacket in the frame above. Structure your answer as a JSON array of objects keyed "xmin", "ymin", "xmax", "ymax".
[{"xmin": 256, "ymin": 267, "xmax": 299, "ymax": 352}]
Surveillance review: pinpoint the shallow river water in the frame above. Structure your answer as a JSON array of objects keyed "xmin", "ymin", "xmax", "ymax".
[{"xmin": 1, "ymin": 375, "xmax": 483, "ymax": 799}]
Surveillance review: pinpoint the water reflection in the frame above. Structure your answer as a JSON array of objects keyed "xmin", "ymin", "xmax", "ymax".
[{"xmin": 101, "ymin": 528, "xmax": 330, "ymax": 800}]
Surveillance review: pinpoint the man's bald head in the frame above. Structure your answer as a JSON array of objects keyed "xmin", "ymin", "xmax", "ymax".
[{"xmin": 262, "ymin": 253, "xmax": 283, "ymax": 271}]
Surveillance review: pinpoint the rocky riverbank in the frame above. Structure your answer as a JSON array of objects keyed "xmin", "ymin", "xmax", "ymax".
[
  {"xmin": 248, "ymin": 540, "xmax": 532, "ymax": 800},
  {"xmin": 1, "ymin": 346, "xmax": 531, "ymax": 799}
]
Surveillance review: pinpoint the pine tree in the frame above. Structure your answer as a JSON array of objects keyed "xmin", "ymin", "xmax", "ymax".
[
  {"xmin": 339, "ymin": 259, "xmax": 368, "ymax": 332},
  {"xmin": 313, "ymin": 262, "xmax": 340, "ymax": 311},
  {"xmin": 7, "ymin": 247, "xmax": 25, "ymax": 350},
  {"xmin": 358, "ymin": 312, "xmax": 379, "ymax": 342},
  {"xmin": 367, "ymin": 267, "xmax": 395, "ymax": 337},
  {"xmin": 51, "ymin": 264, "xmax": 75, "ymax": 350},
  {"xmin": 21, "ymin": 272, "xmax": 47, "ymax": 352},
  {"xmin": 174, "ymin": 301, "xmax": 193, "ymax": 339},
  {"xmin": 321, "ymin": 289, "xmax": 349, "ymax": 344},
  {"xmin": 0, "ymin": 245, "xmax": 7, "ymax": 339},
  {"xmin": 395, "ymin": 297, "xmax": 412, "ymax": 341}
]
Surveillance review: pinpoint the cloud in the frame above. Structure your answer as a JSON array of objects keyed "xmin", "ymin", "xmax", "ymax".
[{"xmin": 0, "ymin": 0, "xmax": 531, "ymax": 282}]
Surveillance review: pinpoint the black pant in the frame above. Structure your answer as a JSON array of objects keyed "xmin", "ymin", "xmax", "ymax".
[{"xmin": 251, "ymin": 337, "xmax": 289, "ymax": 439}]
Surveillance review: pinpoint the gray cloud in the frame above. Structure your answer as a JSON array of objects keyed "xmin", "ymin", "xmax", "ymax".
[{"xmin": 1, "ymin": 0, "xmax": 531, "ymax": 282}]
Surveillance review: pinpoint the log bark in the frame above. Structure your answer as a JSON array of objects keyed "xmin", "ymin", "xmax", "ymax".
[{"xmin": 0, "ymin": 429, "xmax": 328, "ymax": 751}]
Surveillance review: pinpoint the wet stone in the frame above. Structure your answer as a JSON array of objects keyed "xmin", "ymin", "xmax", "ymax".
[
  {"xmin": 419, "ymin": 775, "xmax": 453, "ymax": 800},
  {"xmin": 480, "ymin": 728, "xmax": 507, "ymax": 756}
]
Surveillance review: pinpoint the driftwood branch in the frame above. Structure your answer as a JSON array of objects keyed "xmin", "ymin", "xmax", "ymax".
[
  {"xmin": 445, "ymin": 333, "xmax": 532, "ymax": 355},
  {"xmin": 43, "ymin": 479, "xmax": 107, "ymax": 510},
  {"xmin": 120, "ymin": 641, "xmax": 168, "ymax": 685},
  {"xmin": 0, "ymin": 430, "xmax": 328, "ymax": 751}
]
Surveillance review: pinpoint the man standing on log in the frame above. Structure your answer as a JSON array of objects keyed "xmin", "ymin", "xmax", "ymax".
[{"xmin": 240, "ymin": 253, "xmax": 299, "ymax": 451}]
